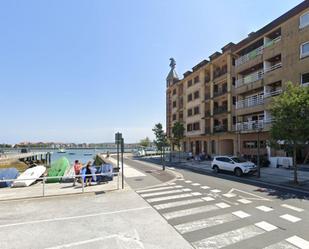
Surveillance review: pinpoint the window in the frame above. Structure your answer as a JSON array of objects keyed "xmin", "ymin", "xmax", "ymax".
[
  {"xmin": 233, "ymin": 96, "xmax": 236, "ymax": 105},
  {"xmin": 232, "ymin": 77, "xmax": 236, "ymax": 86},
  {"xmin": 194, "ymin": 76, "xmax": 200, "ymax": 83},
  {"xmin": 300, "ymin": 12, "xmax": 309, "ymax": 29},
  {"xmin": 232, "ymin": 58, "xmax": 235, "ymax": 66},
  {"xmin": 301, "ymin": 72, "xmax": 309, "ymax": 85},
  {"xmin": 187, "ymin": 124, "xmax": 193, "ymax": 132},
  {"xmin": 300, "ymin": 41, "xmax": 309, "ymax": 58},
  {"xmin": 187, "ymin": 93, "xmax": 192, "ymax": 102},
  {"xmin": 172, "ymin": 89, "xmax": 176, "ymax": 95},
  {"xmin": 193, "ymin": 106, "xmax": 200, "ymax": 115},
  {"xmin": 172, "ymin": 114, "xmax": 176, "ymax": 121},
  {"xmin": 173, "ymin": 101, "xmax": 177, "ymax": 108},
  {"xmin": 187, "ymin": 80, "xmax": 192, "ymax": 88},
  {"xmin": 194, "ymin": 91, "xmax": 199, "ymax": 99},
  {"xmin": 193, "ymin": 122, "xmax": 200, "ymax": 130},
  {"xmin": 187, "ymin": 109, "xmax": 193, "ymax": 117}
]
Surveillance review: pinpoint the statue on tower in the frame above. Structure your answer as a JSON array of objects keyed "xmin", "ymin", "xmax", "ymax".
[{"xmin": 169, "ymin": 58, "xmax": 176, "ymax": 69}]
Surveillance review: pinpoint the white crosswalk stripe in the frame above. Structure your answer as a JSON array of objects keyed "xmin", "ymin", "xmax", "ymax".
[
  {"xmin": 175, "ymin": 211, "xmax": 250, "ymax": 234},
  {"xmin": 286, "ymin": 236, "xmax": 309, "ymax": 249},
  {"xmin": 264, "ymin": 241, "xmax": 299, "ymax": 249},
  {"xmin": 222, "ymin": 193, "xmax": 237, "ymax": 198},
  {"xmin": 192, "ymin": 183, "xmax": 201, "ymax": 186},
  {"xmin": 201, "ymin": 197, "xmax": 215, "ymax": 201},
  {"xmin": 201, "ymin": 186, "xmax": 210, "ymax": 189},
  {"xmin": 153, "ymin": 198, "xmax": 204, "ymax": 210},
  {"xmin": 140, "ymin": 189, "xmax": 189, "ymax": 198},
  {"xmin": 136, "ymin": 185, "xmax": 182, "ymax": 193},
  {"xmin": 281, "ymin": 204, "xmax": 304, "ymax": 212},
  {"xmin": 280, "ymin": 214, "xmax": 301, "ymax": 223},
  {"xmin": 237, "ymin": 199, "xmax": 252, "ymax": 204},
  {"xmin": 146, "ymin": 193, "xmax": 193, "ymax": 203},
  {"xmin": 256, "ymin": 206, "xmax": 274, "ymax": 212}
]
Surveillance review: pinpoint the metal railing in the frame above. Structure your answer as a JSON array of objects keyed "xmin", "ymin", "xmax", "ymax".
[
  {"xmin": 264, "ymin": 36, "xmax": 281, "ymax": 48},
  {"xmin": 213, "ymin": 106, "xmax": 228, "ymax": 115},
  {"xmin": 213, "ymin": 87, "xmax": 228, "ymax": 97},
  {"xmin": 236, "ymin": 94, "xmax": 264, "ymax": 109},
  {"xmin": 236, "ymin": 46, "xmax": 263, "ymax": 67},
  {"xmin": 214, "ymin": 125, "xmax": 228, "ymax": 133},
  {"xmin": 236, "ymin": 119, "xmax": 272, "ymax": 131},
  {"xmin": 264, "ymin": 62, "xmax": 282, "ymax": 73},
  {"xmin": 236, "ymin": 70, "xmax": 264, "ymax": 88},
  {"xmin": 264, "ymin": 89, "xmax": 282, "ymax": 98}
]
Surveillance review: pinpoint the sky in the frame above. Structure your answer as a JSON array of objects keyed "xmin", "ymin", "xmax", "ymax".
[{"xmin": 0, "ymin": 0, "xmax": 303, "ymax": 144}]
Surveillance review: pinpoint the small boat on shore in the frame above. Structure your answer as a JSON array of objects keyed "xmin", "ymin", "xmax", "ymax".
[
  {"xmin": 0, "ymin": 168, "xmax": 19, "ymax": 188},
  {"xmin": 57, "ymin": 149, "xmax": 66, "ymax": 154},
  {"xmin": 46, "ymin": 157, "xmax": 69, "ymax": 183},
  {"xmin": 13, "ymin": 165, "xmax": 46, "ymax": 187}
]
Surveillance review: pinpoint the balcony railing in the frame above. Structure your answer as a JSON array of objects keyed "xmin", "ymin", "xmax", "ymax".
[
  {"xmin": 213, "ymin": 67, "xmax": 227, "ymax": 79},
  {"xmin": 235, "ymin": 46, "xmax": 263, "ymax": 67},
  {"xmin": 264, "ymin": 62, "xmax": 282, "ymax": 73},
  {"xmin": 264, "ymin": 89, "xmax": 282, "ymax": 98},
  {"xmin": 236, "ymin": 119, "xmax": 272, "ymax": 131},
  {"xmin": 236, "ymin": 70, "xmax": 264, "ymax": 88},
  {"xmin": 264, "ymin": 36, "xmax": 281, "ymax": 48},
  {"xmin": 213, "ymin": 87, "xmax": 228, "ymax": 97},
  {"xmin": 236, "ymin": 94, "xmax": 264, "ymax": 109},
  {"xmin": 213, "ymin": 106, "xmax": 228, "ymax": 115},
  {"xmin": 205, "ymin": 127, "xmax": 211, "ymax": 134},
  {"xmin": 205, "ymin": 111, "xmax": 211, "ymax": 117},
  {"xmin": 205, "ymin": 93, "xmax": 211, "ymax": 100},
  {"xmin": 214, "ymin": 124, "xmax": 228, "ymax": 133}
]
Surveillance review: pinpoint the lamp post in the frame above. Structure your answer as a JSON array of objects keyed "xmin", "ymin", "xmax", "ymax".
[{"xmin": 256, "ymin": 125, "xmax": 262, "ymax": 178}]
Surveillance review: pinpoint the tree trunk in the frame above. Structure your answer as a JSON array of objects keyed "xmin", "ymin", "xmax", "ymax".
[{"xmin": 293, "ymin": 145, "xmax": 298, "ymax": 185}]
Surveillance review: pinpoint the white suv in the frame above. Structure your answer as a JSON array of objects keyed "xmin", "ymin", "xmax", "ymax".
[{"xmin": 211, "ymin": 156, "xmax": 257, "ymax": 176}]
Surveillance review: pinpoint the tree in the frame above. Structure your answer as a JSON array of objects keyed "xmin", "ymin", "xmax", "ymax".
[
  {"xmin": 172, "ymin": 122, "xmax": 185, "ymax": 162},
  {"xmin": 152, "ymin": 123, "xmax": 169, "ymax": 170},
  {"xmin": 139, "ymin": 137, "xmax": 151, "ymax": 148},
  {"xmin": 270, "ymin": 82, "xmax": 309, "ymax": 184}
]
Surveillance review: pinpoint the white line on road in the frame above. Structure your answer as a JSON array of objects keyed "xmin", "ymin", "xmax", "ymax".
[
  {"xmin": 201, "ymin": 186, "xmax": 210, "ymax": 189},
  {"xmin": 136, "ymin": 185, "xmax": 182, "ymax": 193},
  {"xmin": 237, "ymin": 199, "xmax": 252, "ymax": 204},
  {"xmin": 146, "ymin": 193, "xmax": 193, "ymax": 203},
  {"xmin": 216, "ymin": 202, "xmax": 231, "ymax": 209},
  {"xmin": 263, "ymin": 241, "xmax": 299, "ymax": 249},
  {"xmin": 192, "ymin": 224, "xmax": 265, "ymax": 249},
  {"xmin": 0, "ymin": 206, "xmax": 151, "ymax": 229},
  {"xmin": 191, "ymin": 192, "xmax": 202, "ymax": 196},
  {"xmin": 210, "ymin": 189, "xmax": 221, "ymax": 193},
  {"xmin": 162, "ymin": 204, "xmax": 219, "ymax": 220},
  {"xmin": 286, "ymin": 236, "xmax": 309, "ymax": 249},
  {"xmin": 281, "ymin": 204, "xmax": 304, "ymax": 212},
  {"xmin": 141, "ymin": 189, "xmax": 186, "ymax": 198},
  {"xmin": 153, "ymin": 198, "xmax": 204, "ymax": 210},
  {"xmin": 201, "ymin": 197, "xmax": 215, "ymax": 202},
  {"xmin": 185, "ymin": 180, "xmax": 192, "ymax": 183},
  {"xmin": 256, "ymin": 206, "xmax": 274, "ymax": 212},
  {"xmin": 228, "ymin": 188, "xmax": 270, "ymax": 201},
  {"xmin": 280, "ymin": 214, "xmax": 301, "ymax": 223},
  {"xmin": 192, "ymin": 183, "xmax": 201, "ymax": 186},
  {"xmin": 255, "ymin": 221, "xmax": 278, "ymax": 232}
]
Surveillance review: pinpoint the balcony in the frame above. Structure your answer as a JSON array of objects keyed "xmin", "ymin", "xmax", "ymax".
[
  {"xmin": 264, "ymin": 62, "xmax": 282, "ymax": 74},
  {"xmin": 264, "ymin": 36, "xmax": 281, "ymax": 48},
  {"xmin": 236, "ymin": 46, "xmax": 263, "ymax": 67},
  {"xmin": 205, "ymin": 127, "xmax": 211, "ymax": 134},
  {"xmin": 204, "ymin": 111, "xmax": 211, "ymax": 118},
  {"xmin": 213, "ymin": 87, "xmax": 228, "ymax": 98},
  {"xmin": 236, "ymin": 94, "xmax": 264, "ymax": 109},
  {"xmin": 213, "ymin": 66, "xmax": 227, "ymax": 80},
  {"xmin": 264, "ymin": 89, "xmax": 282, "ymax": 98},
  {"xmin": 236, "ymin": 119, "xmax": 272, "ymax": 132},
  {"xmin": 205, "ymin": 93, "xmax": 211, "ymax": 100},
  {"xmin": 213, "ymin": 106, "xmax": 228, "ymax": 115},
  {"xmin": 236, "ymin": 70, "xmax": 264, "ymax": 88},
  {"xmin": 214, "ymin": 124, "xmax": 228, "ymax": 133}
]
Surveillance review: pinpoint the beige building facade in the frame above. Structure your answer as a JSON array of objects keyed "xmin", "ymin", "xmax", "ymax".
[{"xmin": 166, "ymin": 0, "xmax": 309, "ymax": 159}]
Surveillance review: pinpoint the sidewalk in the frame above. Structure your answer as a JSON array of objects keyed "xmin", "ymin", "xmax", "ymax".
[{"xmin": 141, "ymin": 157, "xmax": 309, "ymax": 193}]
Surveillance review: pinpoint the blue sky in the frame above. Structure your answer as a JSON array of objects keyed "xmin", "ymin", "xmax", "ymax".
[{"xmin": 0, "ymin": 0, "xmax": 303, "ymax": 144}]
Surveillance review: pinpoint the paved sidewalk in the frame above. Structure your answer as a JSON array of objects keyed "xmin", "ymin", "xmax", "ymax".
[{"xmin": 141, "ymin": 157, "xmax": 309, "ymax": 193}]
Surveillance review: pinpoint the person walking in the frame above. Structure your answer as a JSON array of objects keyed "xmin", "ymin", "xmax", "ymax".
[{"xmin": 85, "ymin": 161, "xmax": 93, "ymax": 186}]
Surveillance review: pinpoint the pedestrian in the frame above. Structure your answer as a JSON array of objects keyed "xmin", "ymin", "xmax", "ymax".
[
  {"xmin": 106, "ymin": 151, "xmax": 110, "ymax": 158},
  {"xmin": 85, "ymin": 161, "xmax": 93, "ymax": 186},
  {"xmin": 73, "ymin": 160, "xmax": 82, "ymax": 187}
]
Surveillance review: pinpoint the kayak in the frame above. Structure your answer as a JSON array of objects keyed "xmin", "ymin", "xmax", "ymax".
[
  {"xmin": 46, "ymin": 157, "xmax": 69, "ymax": 183},
  {"xmin": 13, "ymin": 165, "xmax": 46, "ymax": 187},
  {"xmin": 0, "ymin": 168, "xmax": 19, "ymax": 188}
]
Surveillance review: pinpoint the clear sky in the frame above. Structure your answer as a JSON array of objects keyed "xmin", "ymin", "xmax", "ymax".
[{"xmin": 0, "ymin": 0, "xmax": 303, "ymax": 144}]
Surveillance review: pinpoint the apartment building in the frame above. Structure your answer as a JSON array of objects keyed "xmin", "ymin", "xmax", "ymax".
[
  {"xmin": 233, "ymin": 0, "xmax": 309, "ymax": 159},
  {"xmin": 166, "ymin": 0, "xmax": 309, "ymax": 158}
]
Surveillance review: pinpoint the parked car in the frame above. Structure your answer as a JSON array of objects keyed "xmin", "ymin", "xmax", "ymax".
[{"xmin": 211, "ymin": 156, "xmax": 257, "ymax": 176}]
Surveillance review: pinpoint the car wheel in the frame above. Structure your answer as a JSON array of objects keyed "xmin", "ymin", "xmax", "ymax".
[
  {"xmin": 213, "ymin": 165, "xmax": 219, "ymax": 174},
  {"xmin": 234, "ymin": 167, "xmax": 243, "ymax": 177}
]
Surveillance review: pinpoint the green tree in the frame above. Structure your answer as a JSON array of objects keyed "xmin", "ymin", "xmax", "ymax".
[
  {"xmin": 172, "ymin": 122, "xmax": 185, "ymax": 161},
  {"xmin": 270, "ymin": 82, "xmax": 309, "ymax": 184},
  {"xmin": 152, "ymin": 123, "xmax": 168, "ymax": 170},
  {"xmin": 139, "ymin": 137, "xmax": 151, "ymax": 148}
]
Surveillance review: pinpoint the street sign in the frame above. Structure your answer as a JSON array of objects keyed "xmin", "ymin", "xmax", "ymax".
[{"xmin": 115, "ymin": 132, "xmax": 122, "ymax": 144}]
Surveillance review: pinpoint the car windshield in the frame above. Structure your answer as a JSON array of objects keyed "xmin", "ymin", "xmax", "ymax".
[{"xmin": 231, "ymin": 157, "xmax": 247, "ymax": 163}]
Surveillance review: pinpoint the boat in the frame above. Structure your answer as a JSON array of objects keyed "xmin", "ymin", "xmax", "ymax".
[
  {"xmin": 57, "ymin": 149, "xmax": 66, "ymax": 154},
  {"xmin": 46, "ymin": 157, "xmax": 70, "ymax": 183},
  {"xmin": 68, "ymin": 152, "xmax": 76, "ymax": 155},
  {"xmin": 0, "ymin": 168, "xmax": 19, "ymax": 188},
  {"xmin": 61, "ymin": 164, "xmax": 75, "ymax": 183},
  {"xmin": 83, "ymin": 153, "xmax": 93, "ymax": 156},
  {"xmin": 13, "ymin": 165, "xmax": 46, "ymax": 187}
]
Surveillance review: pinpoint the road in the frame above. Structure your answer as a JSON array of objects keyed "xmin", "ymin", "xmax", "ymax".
[{"xmin": 124, "ymin": 156, "xmax": 309, "ymax": 249}]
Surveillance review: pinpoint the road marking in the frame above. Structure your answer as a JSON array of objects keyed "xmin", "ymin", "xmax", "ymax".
[
  {"xmin": 153, "ymin": 198, "xmax": 204, "ymax": 210},
  {"xmin": 146, "ymin": 193, "xmax": 193, "ymax": 203},
  {"xmin": 222, "ymin": 193, "xmax": 236, "ymax": 198},
  {"xmin": 227, "ymin": 188, "xmax": 270, "ymax": 201},
  {"xmin": 281, "ymin": 204, "xmax": 304, "ymax": 212},
  {"xmin": 191, "ymin": 192, "xmax": 202, "ymax": 196},
  {"xmin": 191, "ymin": 224, "xmax": 264, "ymax": 249},
  {"xmin": 109, "ymin": 157, "xmax": 146, "ymax": 178},
  {"xmin": 286, "ymin": 236, "xmax": 309, "ymax": 249},
  {"xmin": 201, "ymin": 186, "xmax": 210, "ymax": 189},
  {"xmin": 216, "ymin": 202, "xmax": 231, "ymax": 209},
  {"xmin": 177, "ymin": 178, "xmax": 184, "ymax": 181},
  {"xmin": 255, "ymin": 221, "xmax": 277, "ymax": 231},
  {"xmin": 232, "ymin": 211, "xmax": 250, "ymax": 218},
  {"xmin": 175, "ymin": 213, "xmax": 240, "ymax": 234},
  {"xmin": 237, "ymin": 199, "xmax": 252, "ymax": 204},
  {"xmin": 136, "ymin": 185, "xmax": 182, "ymax": 193},
  {"xmin": 0, "ymin": 206, "xmax": 151, "ymax": 228},
  {"xmin": 280, "ymin": 214, "xmax": 301, "ymax": 223},
  {"xmin": 201, "ymin": 197, "xmax": 215, "ymax": 202},
  {"xmin": 192, "ymin": 183, "xmax": 201, "ymax": 186},
  {"xmin": 140, "ymin": 189, "xmax": 185, "ymax": 198},
  {"xmin": 256, "ymin": 206, "xmax": 274, "ymax": 212},
  {"xmin": 210, "ymin": 189, "xmax": 221, "ymax": 193},
  {"xmin": 162, "ymin": 204, "xmax": 219, "ymax": 220},
  {"xmin": 168, "ymin": 182, "xmax": 176, "ymax": 185},
  {"xmin": 168, "ymin": 167, "xmax": 175, "ymax": 170},
  {"xmin": 183, "ymin": 188, "xmax": 192, "ymax": 192},
  {"xmin": 263, "ymin": 241, "xmax": 299, "ymax": 249},
  {"xmin": 185, "ymin": 180, "xmax": 192, "ymax": 183}
]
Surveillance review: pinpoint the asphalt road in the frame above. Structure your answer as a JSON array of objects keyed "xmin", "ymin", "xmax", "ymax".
[{"xmin": 124, "ymin": 157, "xmax": 309, "ymax": 249}]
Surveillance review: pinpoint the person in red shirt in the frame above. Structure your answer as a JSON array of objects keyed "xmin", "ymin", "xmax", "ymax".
[{"xmin": 73, "ymin": 160, "xmax": 82, "ymax": 186}]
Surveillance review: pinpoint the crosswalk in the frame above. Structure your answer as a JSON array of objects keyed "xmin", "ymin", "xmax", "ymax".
[{"xmin": 136, "ymin": 179, "xmax": 309, "ymax": 249}]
